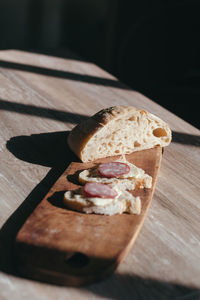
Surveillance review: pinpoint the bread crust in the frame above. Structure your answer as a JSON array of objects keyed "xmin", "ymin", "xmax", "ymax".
[
  {"xmin": 92, "ymin": 106, "xmax": 138, "ymax": 124},
  {"xmin": 67, "ymin": 117, "xmax": 102, "ymax": 159}
]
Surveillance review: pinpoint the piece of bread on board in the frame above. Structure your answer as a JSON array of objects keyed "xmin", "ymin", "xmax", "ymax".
[
  {"xmin": 63, "ymin": 188, "xmax": 141, "ymax": 216},
  {"xmin": 68, "ymin": 106, "xmax": 171, "ymax": 162},
  {"xmin": 78, "ymin": 159, "xmax": 152, "ymax": 190}
]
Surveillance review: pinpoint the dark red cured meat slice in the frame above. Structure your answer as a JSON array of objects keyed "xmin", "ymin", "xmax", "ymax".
[
  {"xmin": 83, "ymin": 182, "xmax": 118, "ymax": 198},
  {"xmin": 98, "ymin": 162, "xmax": 130, "ymax": 178}
]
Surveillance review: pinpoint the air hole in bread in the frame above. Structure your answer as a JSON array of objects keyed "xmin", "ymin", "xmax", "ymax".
[
  {"xmin": 113, "ymin": 130, "xmax": 119, "ymax": 134},
  {"xmin": 153, "ymin": 128, "xmax": 167, "ymax": 137},
  {"xmin": 128, "ymin": 116, "xmax": 135, "ymax": 121},
  {"xmin": 140, "ymin": 110, "xmax": 147, "ymax": 115},
  {"xmin": 106, "ymin": 134, "xmax": 111, "ymax": 139},
  {"xmin": 134, "ymin": 141, "xmax": 141, "ymax": 147}
]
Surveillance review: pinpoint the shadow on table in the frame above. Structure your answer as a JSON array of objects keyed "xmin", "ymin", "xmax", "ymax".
[
  {"xmin": 172, "ymin": 131, "xmax": 200, "ymax": 147},
  {"xmin": 0, "ymin": 130, "xmax": 77, "ymax": 275},
  {"xmin": 0, "ymin": 60, "xmax": 130, "ymax": 90},
  {"xmin": 85, "ymin": 273, "xmax": 200, "ymax": 300},
  {"xmin": 6, "ymin": 131, "xmax": 77, "ymax": 168},
  {"xmin": 0, "ymin": 98, "xmax": 89, "ymax": 124}
]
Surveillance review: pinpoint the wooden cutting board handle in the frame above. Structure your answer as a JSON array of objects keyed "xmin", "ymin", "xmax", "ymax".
[{"xmin": 15, "ymin": 147, "xmax": 162, "ymax": 286}]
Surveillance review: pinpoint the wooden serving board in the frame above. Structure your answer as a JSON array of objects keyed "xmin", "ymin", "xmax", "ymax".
[{"xmin": 15, "ymin": 147, "xmax": 162, "ymax": 286}]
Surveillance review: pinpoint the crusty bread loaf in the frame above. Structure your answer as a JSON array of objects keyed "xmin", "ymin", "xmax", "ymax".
[
  {"xmin": 63, "ymin": 188, "xmax": 141, "ymax": 215},
  {"xmin": 68, "ymin": 106, "xmax": 171, "ymax": 162},
  {"xmin": 79, "ymin": 159, "xmax": 152, "ymax": 190}
]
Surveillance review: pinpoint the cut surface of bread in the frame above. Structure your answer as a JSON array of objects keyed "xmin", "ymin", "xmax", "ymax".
[
  {"xmin": 68, "ymin": 106, "xmax": 171, "ymax": 162},
  {"xmin": 63, "ymin": 188, "xmax": 141, "ymax": 216},
  {"xmin": 79, "ymin": 158, "xmax": 152, "ymax": 190}
]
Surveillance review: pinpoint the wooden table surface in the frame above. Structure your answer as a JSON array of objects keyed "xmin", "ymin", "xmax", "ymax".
[{"xmin": 0, "ymin": 50, "xmax": 200, "ymax": 300}]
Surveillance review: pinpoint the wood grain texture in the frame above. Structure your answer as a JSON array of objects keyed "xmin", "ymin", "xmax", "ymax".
[
  {"xmin": 15, "ymin": 147, "xmax": 162, "ymax": 286},
  {"xmin": 0, "ymin": 50, "xmax": 200, "ymax": 299}
]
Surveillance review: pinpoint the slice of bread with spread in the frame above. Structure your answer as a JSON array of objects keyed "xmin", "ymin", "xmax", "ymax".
[
  {"xmin": 64, "ymin": 187, "xmax": 141, "ymax": 216},
  {"xmin": 78, "ymin": 158, "xmax": 152, "ymax": 190},
  {"xmin": 68, "ymin": 106, "xmax": 171, "ymax": 162}
]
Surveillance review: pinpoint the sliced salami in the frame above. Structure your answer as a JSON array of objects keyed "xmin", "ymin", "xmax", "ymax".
[
  {"xmin": 98, "ymin": 162, "xmax": 130, "ymax": 178},
  {"xmin": 83, "ymin": 182, "xmax": 118, "ymax": 198}
]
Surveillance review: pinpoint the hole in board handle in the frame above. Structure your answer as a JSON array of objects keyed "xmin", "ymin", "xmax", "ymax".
[{"xmin": 65, "ymin": 252, "xmax": 89, "ymax": 268}]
